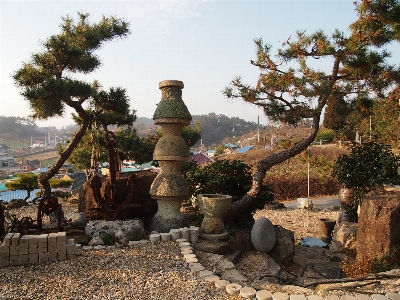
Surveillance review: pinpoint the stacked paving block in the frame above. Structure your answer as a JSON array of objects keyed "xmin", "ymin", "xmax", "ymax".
[{"xmin": 0, "ymin": 232, "xmax": 78, "ymax": 267}]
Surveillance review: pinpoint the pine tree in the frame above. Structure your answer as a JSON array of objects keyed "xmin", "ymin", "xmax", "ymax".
[{"xmin": 13, "ymin": 13, "xmax": 131, "ymax": 195}]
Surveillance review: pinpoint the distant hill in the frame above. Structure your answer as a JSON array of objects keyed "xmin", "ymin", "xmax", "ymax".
[
  {"xmin": 3, "ymin": 114, "xmax": 311, "ymax": 150},
  {"xmin": 132, "ymin": 113, "xmax": 260, "ymax": 147}
]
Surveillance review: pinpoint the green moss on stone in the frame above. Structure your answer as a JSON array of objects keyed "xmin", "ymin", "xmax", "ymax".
[{"xmin": 153, "ymin": 99, "xmax": 192, "ymax": 120}]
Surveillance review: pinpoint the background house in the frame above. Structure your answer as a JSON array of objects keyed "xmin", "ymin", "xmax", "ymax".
[
  {"xmin": 0, "ymin": 144, "xmax": 9, "ymax": 154},
  {"xmin": 0, "ymin": 156, "xmax": 15, "ymax": 168}
]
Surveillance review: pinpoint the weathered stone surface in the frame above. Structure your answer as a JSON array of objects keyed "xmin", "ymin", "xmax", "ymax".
[
  {"xmin": 85, "ymin": 219, "xmax": 145, "ymax": 244},
  {"xmin": 148, "ymin": 199, "xmax": 188, "ymax": 232},
  {"xmin": 251, "ymin": 217, "xmax": 276, "ymax": 253},
  {"xmin": 220, "ymin": 268, "xmax": 248, "ymax": 282},
  {"xmin": 256, "ymin": 290, "xmax": 273, "ymax": 300},
  {"xmin": 240, "ymin": 286, "xmax": 256, "ymax": 298},
  {"xmin": 330, "ymin": 222, "xmax": 358, "ymax": 252},
  {"xmin": 193, "ymin": 241, "xmax": 230, "ymax": 254},
  {"xmin": 226, "ymin": 283, "xmax": 242, "ymax": 295},
  {"xmin": 236, "ymin": 251, "xmax": 281, "ymax": 285},
  {"xmin": 198, "ymin": 194, "xmax": 232, "ymax": 234},
  {"xmin": 269, "ymin": 225, "xmax": 295, "ymax": 262},
  {"xmin": 66, "ymin": 212, "xmax": 88, "ymax": 227},
  {"xmin": 153, "ymin": 80, "xmax": 192, "ymax": 120},
  {"xmin": 88, "ymin": 237, "xmax": 104, "ymax": 246},
  {"xmin": 357, "ymin": 195, "xmax": 400, "ymax": 260}
]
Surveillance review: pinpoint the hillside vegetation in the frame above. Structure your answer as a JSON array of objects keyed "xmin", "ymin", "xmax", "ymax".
[{"xmin": 221, "ymin": 146, "xmax": 349, "ymax": 201}]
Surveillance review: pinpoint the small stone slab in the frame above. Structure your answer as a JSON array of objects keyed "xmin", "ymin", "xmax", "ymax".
[
  {"xmin": 272, "ymin": 292, "xmax": 290, "ymax": 300},
  {"xmin": 185, "ymin": 257, "xmax": 198, "ymax": 263},
  {"xmin": 200, "ymin": 231, "xmax": 229, "ymax": 241},
  {"xmin": 181, "ymin": 249, "xmax": 193, "ymax": 254},
  {"xmin": 341, "ymin": 296, "xmax": 358, "ymax": 300},
  {"xmin": 179, "ymin": 242, "xmax": 191, "ymax": 247},
  {"xmin": 256, "ymin": 290, "xmax": 272, "ymax": 300},
  {"xmin": 160, "ymin": 233, "xmax": 171, "ymax": 241},
  {"xmin": 183, "ymin": 253, "xmax": 196, "ymax": 259},
  {"xmin": 82, "ymin": 246, "xmax": 93, "ymax": 250},
  {"xmin": 189, "ymin": 262, "xmax": 202, "ymax": 268},
  {"xmin": 325, "ymin": 296, "xmax": 340, "ymax": 300},
  {"xmin": 226, "ymin": 283, "xmax": 242, "ymax": 295},
  {"xmin": 240, "ymin": 287, "xmax": 256, "ymax": 299},
  {"xmin": 128, "ymin": 241, "xmax": 141, "ymax": 246},
  {"xmin": 371, "ymin": 295, "xmax": 390, "ymax": 300},
  {"xmin": 204, "ymin": 275, "xmax": 220, "ymax": 282},
  {"xmin": 307, "ymin": 296, "xmax": 324, "ymax": 300},
  {"xmin": 356, "ymin": 294, "xmax": 372, "ymax": 300},
  {"xmin": 176, "ymin": 238, "xmax": 187, "ymax": 243},
  {"xmin": 190, "ymin": 265, "xmax": 205, "ymax": 273},
  {"xmin": 290, "ymin": 295, "xmax": 307, "ymax": 300},
  {"xmin": 214, "ymin": 279, "xmax": 230, "ymax": 290},
  {"xmin": 386, "ymin": 292, "xmax": 400, "ymax": 300},
  {"xmin": 193, "ymin": 241, "xmax": 230, "ymax": 254},
  {"xmin": 198, "ymin": 270, "xmax": 213, "ymax": 278}
]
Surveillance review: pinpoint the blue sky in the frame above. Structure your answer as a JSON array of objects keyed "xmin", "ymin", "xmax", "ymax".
[{"xmin": 1, "ymin": 1, "xmax": 361, "ymax": 129}]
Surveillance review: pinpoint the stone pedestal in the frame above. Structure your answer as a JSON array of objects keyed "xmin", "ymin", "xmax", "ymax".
[
  {"xmin": 198, "ymin": 194, "xmax": 232, "ymax": 234},
  {"xmin": 149, "ymin": 80, "xmax": 191, "ymax": 232}
]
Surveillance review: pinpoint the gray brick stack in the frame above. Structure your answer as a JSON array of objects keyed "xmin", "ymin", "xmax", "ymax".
[{"xmin": 0, "ymin": 232, "xmax": 77, "ymax": 267}]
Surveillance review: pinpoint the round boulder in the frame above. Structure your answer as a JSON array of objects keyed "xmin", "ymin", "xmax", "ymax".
[
  {"xmin": 66, "ymin": 212, "xmax": 89, "ymax": 227},
  {"xmin": 85, "ymin": 219, "xmax": 145, "ymax": 244},
  {"xmin": 251, "ymin": 217, "xmax": 276, "ymax": 253}
]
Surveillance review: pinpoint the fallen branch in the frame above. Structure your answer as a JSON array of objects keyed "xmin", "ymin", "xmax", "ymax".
[
  {"xmin": 303, "ymin": 274, "xmax": 400, "ymax": 288},
  {"xmin": 325, "ymin": 281, "xmax": 382, "ymax": 294}
]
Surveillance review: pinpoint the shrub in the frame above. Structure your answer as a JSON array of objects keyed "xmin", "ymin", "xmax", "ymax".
[
  {"xmin": 341, "ymin": 246, "xmax": 400, "ymax": 278},
  {"xmin": 332, "ymin": 141, "xmax": 400, "ymax": 217},
  {"xmin": 183, "ymin": 159, "xmax": 252, "ymax": 202},
  {"xmin": 101, "ymin": 233, "xmax": 116, "ymax": 245},
  {"xmin": 263, "ymin": 176, "xmax": 340, "ymax": 201},
  {"xmin": 315, "ymin": 128, "xmax": 335, "ymax": 143}
]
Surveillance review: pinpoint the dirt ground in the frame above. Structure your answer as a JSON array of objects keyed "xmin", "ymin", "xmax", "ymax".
[{"xmin": 13, "ymin": 149, "xmax": 59, "ymax": 163}]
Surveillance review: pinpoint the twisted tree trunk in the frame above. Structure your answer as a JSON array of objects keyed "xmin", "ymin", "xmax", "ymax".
[
  {"xmin": 38, "ymin": 106, "xmax": 91, "ymax": 196},
  {"xmin": 223, "ymin": 114, "xmax": 320, "ymax": 223}
]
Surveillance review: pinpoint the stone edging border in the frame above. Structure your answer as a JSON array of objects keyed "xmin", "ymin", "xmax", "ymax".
[{"xmin": 81, "ymin": 228, "xmax": 400, "ymax": 300}]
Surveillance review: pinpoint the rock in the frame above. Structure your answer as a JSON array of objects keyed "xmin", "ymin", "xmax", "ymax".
[
  {"xmin": 297, "ymin": 198, "xmax": 313, "ymax": 210},
  {"xmin": 7, "ymin": 199, "xmax": 28, "ymax": 209},
  {"xmin": 356, "ymin": 195, "xmax": 400, "ymax": 261},
  {"xmin": 264, "ymin": 202, "xmax": 286, "ymax": 210},
  {"xmin": 329, "ymin": 222, "xmax": 358, "ymax": 252},
  {"xmin": 236, "ymin": 250, "xmax": 281, "ymax": 285},
  {"xmin": 251, "ymin": 217, "xmax": 276, "ymax": 253},
  {"xmin": 269, "ymin": 225, "xmax": 295, "ymax": 262},
  {"xmin": 193, "ymin": 241, "xmax": 230, "ymax": 254},
  {"xmin": 67, "ymin": 212, "xmax": 88, "ymax": 227},
  {"xmin": 226, "ymin": 283, "xmax": 242, "ymax": 295},
  {"xmin": 88, "ymin": 236, "xmax": 104, "ymax": 246},
  {"xmin": 85, "ymin": 219, "xmax": 145, "ymax": 244},
  {"xmin": 240, "ymin": 287, "xmax": 256, "ymax": 299},
  {"xmin": 66, "ymin": 229, "xmax": 89, "ymax": 244},
  {"xmin": 338, "ymin": 210, "xmax": 358, "ymax": 223},
  {"xmin": 220, "ymin": 268, "xmax": 248, "ymax": 282}
]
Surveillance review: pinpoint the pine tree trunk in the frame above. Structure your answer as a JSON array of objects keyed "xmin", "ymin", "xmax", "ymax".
[
  {"xmin": 38, "ymin": 108, "xmax": 91, "ymax": 196},
  {"xmin": 223, "ymin": 115, "xmax": 321, "ymax": 223}
]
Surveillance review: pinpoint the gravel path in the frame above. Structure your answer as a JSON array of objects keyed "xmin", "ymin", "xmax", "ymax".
[
  {"xmin": 1, "ymin": 201, "xmax": 399, "ymax": 299},
  {"xmin": 0, "ymin": 242, "xmax": 238, "ymax": 300}
]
